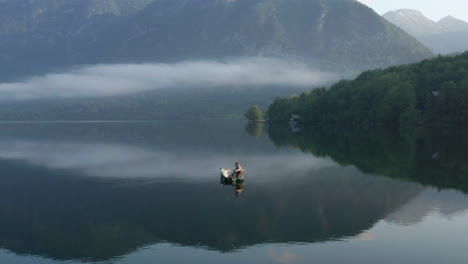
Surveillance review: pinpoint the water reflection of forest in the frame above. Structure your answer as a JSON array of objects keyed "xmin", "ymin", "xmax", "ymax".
[{"xmin": 261, "ymin": 123, "xmax": 468, "ymax": 193}]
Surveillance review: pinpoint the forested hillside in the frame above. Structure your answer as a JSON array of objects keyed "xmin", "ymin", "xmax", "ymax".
[{"xmin": 267, "ymin": 52, "xmax": 468, "ymax": 127}]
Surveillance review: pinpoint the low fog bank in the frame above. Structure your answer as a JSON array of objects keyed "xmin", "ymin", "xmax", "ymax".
[{"xmin": 0, "ymin": 58, "xmax": 338, "ymax": 101}]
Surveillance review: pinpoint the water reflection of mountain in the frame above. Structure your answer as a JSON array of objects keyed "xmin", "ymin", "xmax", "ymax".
[
  {"xmin": 267, "ymin": 125, "xmax": 468, "ymax": 193},
  {"xmin": 386, "ymin": 189, "xmax": 468, "ymax": 225},
  {"xmin": 0, "ymin": 122, "xmax": 424, "ymax": 261},
  {"xmin": 0, "ymin": 159, "xmax": 422, "ymax": 261}
]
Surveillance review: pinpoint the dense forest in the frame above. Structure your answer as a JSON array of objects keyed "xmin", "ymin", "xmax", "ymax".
[{"xmin": 267, "ymin": 52, "xmax": 468, "ymax": 127}]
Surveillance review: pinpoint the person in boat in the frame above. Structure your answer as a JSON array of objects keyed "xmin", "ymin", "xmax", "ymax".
[
  {"xmin": 231, "ymin": 162, "xmax": 243, "ymax": 178},
  {"xmin": 235, "ymin": 183, "xmax": 244, "ymax": 197}
]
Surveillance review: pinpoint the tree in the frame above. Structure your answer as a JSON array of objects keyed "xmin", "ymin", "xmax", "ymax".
[
  {"xmin": 245, "ymin": 123, "xmax": 264, "ymax": 138},
  {"xmin": 378, "ymin": 82, "xmax": 416, "ymax": 125},
  {"xmin": 244, "ymin": 105, "xmax": 264, "ymax": 121},
  {"xmin": 399, "ymin": 104, "xmax": 419, "ymax": 129}
]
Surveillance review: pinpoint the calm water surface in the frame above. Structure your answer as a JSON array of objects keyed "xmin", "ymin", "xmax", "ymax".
[{"xmin": 0, "ymin": 121, "xmax": 467, "ymax": 263}]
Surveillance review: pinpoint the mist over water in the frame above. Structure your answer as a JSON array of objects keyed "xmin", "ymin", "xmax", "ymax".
[
  {"xmin": 0, "ymin": 139, "xmax": 335, "ymax": 179},
  {"xmin": 0, "ymin": 58, "xmax": 338, "ymax": 100}
]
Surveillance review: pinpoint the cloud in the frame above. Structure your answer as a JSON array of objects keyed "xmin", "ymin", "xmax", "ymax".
[{"xmin": 0, "ymin": 58, "xmax": 337, "ymax": 100}]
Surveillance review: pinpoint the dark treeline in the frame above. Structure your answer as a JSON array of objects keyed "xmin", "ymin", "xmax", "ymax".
[
  {"xmin": 0, "ymin": 86, "xmax": 304, "ymax": 121},
  {"xmin": 266, "ymin": 124, "xmax": 468, "ymax": 193},
  {"xmin": 267, "ymin": 52, "xmax": 468, "ymax": 127}
]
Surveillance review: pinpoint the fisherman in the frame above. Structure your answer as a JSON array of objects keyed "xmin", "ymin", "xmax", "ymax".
[
  {"xmin": 232, "ymin": 162, "xmax": 243, "ymax": 178},
  {"xmin": 235, "ymin": 183, "xmax": 244, "ymax": 197}
]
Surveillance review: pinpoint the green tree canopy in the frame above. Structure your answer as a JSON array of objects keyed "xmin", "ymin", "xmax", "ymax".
[
  {"xmin": 245, "ymin": 106, "xmax": 264, "ymax": 121},
  {"xmin": 266, "ymin": 52, "xmax": 468, "ymax": 127}
]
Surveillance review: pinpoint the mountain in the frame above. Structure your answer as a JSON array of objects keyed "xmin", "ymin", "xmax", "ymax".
[
  {"xmin": 107, "ymin": 0, "xmax": 432, "ymax": 69},
  {"xmin": 383, "ymin": 9, "xmax": 439, "ymax": 36},
  {"xmin": 439, "ymin": 15, "xmax": 468, "ymax": 32},
  {"xmin": 384, "ymin": 9, "xmax": 468, "ymax": 54},
  {"xmin": 0, "ymin": 0, "xmax": 155, "ymax": 80},
  {"xmin": 0, "ymin": 0, "xmax": 435, "ymax": 121},
  {"xmin": 0, "ymin": 0, "xmax": 432, "ymax": 81}
]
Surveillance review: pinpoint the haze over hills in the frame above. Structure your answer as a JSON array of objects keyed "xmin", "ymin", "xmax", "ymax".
[
  {"xmin": 383, "ymin": 9, "xmax": 468, "ymax": 54},
  {"xmin": 0, "ymin": 0, "xmax": 434, "ymax": 120}
]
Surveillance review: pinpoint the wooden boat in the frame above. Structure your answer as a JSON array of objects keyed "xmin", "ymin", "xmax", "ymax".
[{"xmin": 220, "ymin": 168, "xmax": 244, "ymax": 184}]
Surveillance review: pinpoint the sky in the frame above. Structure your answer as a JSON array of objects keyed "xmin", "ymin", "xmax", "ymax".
[{"xmin": 357, "ymin": 0, "xmax": 468, "ymax": 22}]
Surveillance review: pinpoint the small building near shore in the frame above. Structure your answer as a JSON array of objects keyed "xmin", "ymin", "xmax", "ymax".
[{"xmin": 290, "ymin": 114, "xmax": 301, "ymax": 125}]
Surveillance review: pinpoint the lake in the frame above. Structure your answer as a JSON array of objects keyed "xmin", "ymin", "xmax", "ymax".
[{"xmin": 0, "ymin": 121, "xmax": 467, "ymax": 264}]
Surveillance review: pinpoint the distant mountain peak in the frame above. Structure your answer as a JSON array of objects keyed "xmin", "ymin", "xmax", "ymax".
[
  {"xmin": 386, "ymin": 9, "xmax": 427, "ymax": 19},
  {"xmin": 396, "ymin": 9, "xmax": 424, "ymax": 15},
  {"xmin": 383, "ymin": 9, "xmax": 468, "ymax": 54},
  {"xmin": 383, "ymin": 9, "xmax": 438, "ymax": 37},
  {"xmin": 441, "ymin": 15, "xmax": 456, "ymax": 20},
  {"xmin": 438, "ymin": 15, "xmax": 468, "ymax": 32},
  {"xmin": 439, "ymin": 15, "xmax": 462, "ymax": 23}
]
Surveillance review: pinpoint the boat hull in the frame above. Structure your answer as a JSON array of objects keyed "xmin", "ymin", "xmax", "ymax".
[{"xmin": 220, "ymin": 168, "xmax": 244, "ymax": 185}]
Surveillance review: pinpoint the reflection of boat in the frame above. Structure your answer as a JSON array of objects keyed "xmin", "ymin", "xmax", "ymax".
[{"xmin": 220, "ymin": 168, "xmax": 244, "ymax": 184}]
